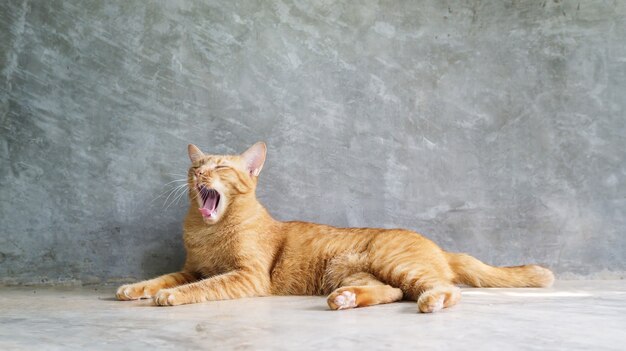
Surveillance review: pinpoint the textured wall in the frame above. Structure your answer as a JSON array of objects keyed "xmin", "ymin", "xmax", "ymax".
[{"xmin": 1, "ymin": 0, "xmax": 625, "ymax": 285}]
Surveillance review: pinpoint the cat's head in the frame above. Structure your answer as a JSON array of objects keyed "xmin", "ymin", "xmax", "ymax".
[{"xmin": 186, "ymin": 142, "xmax": 266, "ymax": 224}]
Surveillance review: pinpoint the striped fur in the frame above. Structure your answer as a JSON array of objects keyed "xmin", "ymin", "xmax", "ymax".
[{"xmin": 117, "ymin": 142, "xmax": 554, "ymax": 312}]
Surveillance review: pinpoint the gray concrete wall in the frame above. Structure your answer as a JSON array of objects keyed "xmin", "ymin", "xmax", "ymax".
[{"xmin": 1, "ymin": 0, "xmax": 624, "ymax": 285}]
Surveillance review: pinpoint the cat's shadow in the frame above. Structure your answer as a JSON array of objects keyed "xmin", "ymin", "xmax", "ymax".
[
  {"xmin": 303, "ymin": 305, "xmax": 332, "ymax": 312},
  {"xmin": 97, "ymin": 297, "xmax": 118, "ymax": 301},
  {"xmin": 303, "ymin": 301, "xmax": 418, "ymax": 313}
]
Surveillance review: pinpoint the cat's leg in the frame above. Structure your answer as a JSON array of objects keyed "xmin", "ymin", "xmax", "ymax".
[
  {"xmin": 153, "ymin": 269, "xmax": 268, "ymax": 306},
  {"xmin": 327, "ymin": 272, "xmax": 403, "ymax": 310},
  {"xmin": 413, "ymin": 282, "xmax": 462, "ymax": 313},
  {"xmin": 393, "ymin": 273, "xmax": 461, "ymax": 313},
  {"xmin": 116, "ymin": 271, "xmax": 199, "ymax": 301},
  {"xmin": 373, "ymin": 256, "xmax": 461, "ymax": 313}
]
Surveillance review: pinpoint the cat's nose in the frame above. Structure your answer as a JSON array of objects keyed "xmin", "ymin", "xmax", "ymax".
[{"xmin": 195, "ymin": 168, "xmax": 213, "ymax": 179}]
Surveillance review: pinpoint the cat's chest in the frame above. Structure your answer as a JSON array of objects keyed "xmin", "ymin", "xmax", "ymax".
[{"xmin": 183, "ymin": 231, "xmax": 239, "ymax": 276}]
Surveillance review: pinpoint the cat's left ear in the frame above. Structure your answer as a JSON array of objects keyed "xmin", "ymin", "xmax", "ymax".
[
  {"xmin": 188, "ymin": 144, "xmax": 204, "ymax": 163},
  {"xmin": 241, "ymin": 142, "xmax": 266, "ymax": 177}
]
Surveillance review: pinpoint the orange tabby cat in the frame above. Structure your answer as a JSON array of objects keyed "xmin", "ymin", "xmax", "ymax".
[{"xmin": 116, "ymin": 142, "xmax": 554, "ymax": 312}]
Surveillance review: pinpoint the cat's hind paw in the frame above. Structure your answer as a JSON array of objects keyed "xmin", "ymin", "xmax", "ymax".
[
  {"xmin": 418, "ymin": 294, "xmax": 445, "ymax": 313},
  {"xmin": 327, "ymin": 289, "xmax": 358, "ymax": 310},
  {"xmin": 417, "ymin": 286, "xmax": 461, "ymax": 313}
]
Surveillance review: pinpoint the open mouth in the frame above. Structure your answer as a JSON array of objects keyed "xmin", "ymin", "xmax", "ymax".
[{"xmin": 198, "ymin": 185, "xmax": 220, "ymax": 219}]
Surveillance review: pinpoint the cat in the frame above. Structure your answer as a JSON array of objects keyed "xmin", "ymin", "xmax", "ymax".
[{"xmin": 116, "ymin": 142, "xmax": 554, "ymax": 312}]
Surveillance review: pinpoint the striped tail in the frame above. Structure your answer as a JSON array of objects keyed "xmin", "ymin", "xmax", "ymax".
[{"xmin": 446, "ymin": 252, "xmax": 554, "ymax": 288}]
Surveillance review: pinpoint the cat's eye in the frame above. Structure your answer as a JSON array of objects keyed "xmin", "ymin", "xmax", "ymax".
[{"xmin": 215, "ymin": 165, "xmax": 229, "ymax": 170}]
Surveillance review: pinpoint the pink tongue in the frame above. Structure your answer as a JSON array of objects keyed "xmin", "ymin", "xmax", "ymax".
[
  {"xmin": 199, "ymin": 207, "xmax": 214, "ymax": 218},
  {"xmin": 199, "ymin": 193, "xmax": 218, "ymax": 218}
]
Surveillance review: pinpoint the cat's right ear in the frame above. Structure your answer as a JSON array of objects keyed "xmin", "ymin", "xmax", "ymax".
[
  {"xmin": 187, "ymin": 144, "xmax": 204, "ymax": 163},
  {"xmin": 241, "ymin": 142, "xmax": 267, "ymax": 177}
]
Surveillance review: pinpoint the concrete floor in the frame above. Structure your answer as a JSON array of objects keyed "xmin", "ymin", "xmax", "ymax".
[{"xmin": 0, "ymin": 281, "xmax": 624, "ymax": 350}]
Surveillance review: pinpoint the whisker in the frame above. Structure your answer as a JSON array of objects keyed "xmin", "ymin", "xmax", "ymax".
[
  {"xmin": 150, "ymin": 186, "xmax": 180, "ymax": 205},
  {"xmin": 163, "ymin": 183, "xmax": 189, "ymax": 209},
  {"xmin": 167, "ymin": 173, "xmax": 189, "ymax": 177},
  {"xmin": 188, "ymin": 188, "xmax": 202, "ymax": 204},
  {"xmin": 165, "ymin": 184, "xmax": 191, "ymax": 211},
  {"xmin": 150, "ymin": 181, "xmax": 188, "ymax": 205},
  {"xmin": 174, "ymin": 186, "xmax": 191, "ymax": 206},
  {"xmin": 162, "ymin": 178, "xmax": 188, "ymax": 186}
]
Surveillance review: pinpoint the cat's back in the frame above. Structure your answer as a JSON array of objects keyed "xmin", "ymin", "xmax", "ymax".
[
  {"xmin": 277, "ymin": 220, "xmax": 441, "ymax": 268},
  {"xmin": 279, "ymin": 220, "xmax": 427, "ymax": 247}
]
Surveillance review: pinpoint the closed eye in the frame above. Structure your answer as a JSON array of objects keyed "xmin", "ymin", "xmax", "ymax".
[{"xmin": 215, "ymin": 165, "xmax": 230, "ymax": 170}]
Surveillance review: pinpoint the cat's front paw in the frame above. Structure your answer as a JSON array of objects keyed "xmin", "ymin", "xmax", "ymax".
[
  {"xmin": 154, "ymin": 289, "xmax": 182, "ymax": 306},
  {"xmin": 116, "ymin": 283, "xmax": 154, "ymax": 301}
]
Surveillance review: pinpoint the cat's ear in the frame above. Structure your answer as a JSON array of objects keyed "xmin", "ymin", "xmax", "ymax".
[
  {"xmin": 187, "ymin": 144, "xmax": 204, "ymax": 163},
  {"xmin": 241, "ymin": 142, "xmax": 266, "ymax": 177}
]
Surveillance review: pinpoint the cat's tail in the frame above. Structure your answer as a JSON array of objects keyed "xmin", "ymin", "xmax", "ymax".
[{"xmin": 445, "ymin": 252, "xmax": 554, "ymax": 288}]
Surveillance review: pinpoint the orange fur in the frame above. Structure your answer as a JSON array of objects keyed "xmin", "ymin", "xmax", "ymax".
[{"xmin": 117, "ymin": 142, "xmax": 554, "ymax": 312}]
